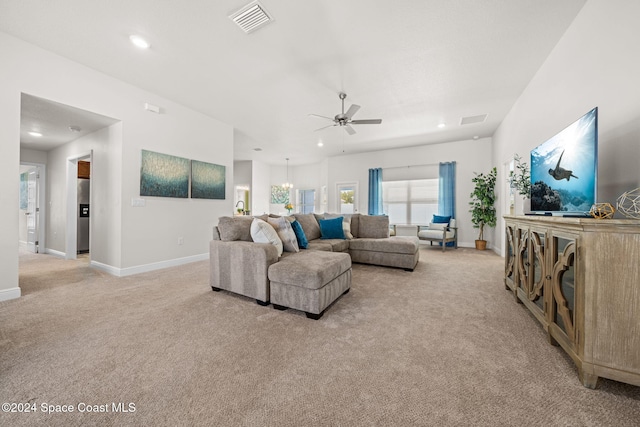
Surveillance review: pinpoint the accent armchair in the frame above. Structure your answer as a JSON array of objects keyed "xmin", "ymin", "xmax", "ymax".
[{"xmin": 418, "ymin": 219, "xmax": 458, "ymax": 252}]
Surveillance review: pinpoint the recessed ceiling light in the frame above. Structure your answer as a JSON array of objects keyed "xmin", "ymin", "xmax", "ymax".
[
  {"xmin": 253, "ymin": 148, "xmax": 262, "ymax": 152},
  {"xmin": 437, "ymin": 123, "xmax": 446, "ymax": 128},
  {"xmin": 129, "ymin": 35, "xmax": 150, "ymax": 49},
  {"xmin": 473, "ymin": 135, "xmax": 480, "ymax": 140},
  {"xmin": 69, "ymin": 125, "xmax": 82, "ymax": 132},
  {"xmin": 317, "ymin": 141, "xmax": 324, "ymax": 147},
  {"xmin": 28, "ymin": 131, "xmax": 42, "ymax": 137}
]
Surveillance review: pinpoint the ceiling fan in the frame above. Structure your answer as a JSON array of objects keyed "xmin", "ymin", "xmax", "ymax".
[{"xmin": 309, "ymin": 92, "xmax": 382, "ymax": 135}]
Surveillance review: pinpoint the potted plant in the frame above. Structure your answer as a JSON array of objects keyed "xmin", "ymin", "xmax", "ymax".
[
  {"xmin": 509, "ymin": 154, "xmax": 531, "ymax": 213},
  {"xmin": 469, "ymin": 167, "xmax": 497, "ymax": 250},
  {"xmin": 285, "ymin": 203, "xmax": 293, "ymax": 214}
]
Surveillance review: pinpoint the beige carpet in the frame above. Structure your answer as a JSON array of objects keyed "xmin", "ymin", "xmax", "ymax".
[{"xmin": 1, "ymin": 247, "xmax": 639, "ymax": 426}]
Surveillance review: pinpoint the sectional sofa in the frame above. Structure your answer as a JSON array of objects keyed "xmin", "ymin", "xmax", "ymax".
[{"xmin": 209, "ymin": 213, "xmax": 419, "ymax": 318}]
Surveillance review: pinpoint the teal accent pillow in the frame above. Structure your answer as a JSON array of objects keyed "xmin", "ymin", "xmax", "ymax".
[
  {"xmin": 290, "ymin": 220, "xmax": 308, "ymax": 249},
  {"xmin": 319, "ymin": 217, "xmax": 345, "ymax": 239},
  {"xmin": 433, "ymin": 215, "xmax": 451, "ymax": 224}
]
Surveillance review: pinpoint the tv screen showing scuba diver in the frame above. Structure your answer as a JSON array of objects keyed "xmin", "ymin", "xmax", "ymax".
[{"xmin": 530, "ymin": 107, "xmax": 598, "ymax": 214}]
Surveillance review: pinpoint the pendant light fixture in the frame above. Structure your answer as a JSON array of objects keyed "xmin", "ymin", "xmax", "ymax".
[{"xmin": 283, "ymin": 158, "xmax": 293, "ymax": 189}]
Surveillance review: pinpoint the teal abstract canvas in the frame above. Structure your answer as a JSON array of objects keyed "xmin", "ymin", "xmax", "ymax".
[
  {"xmin": 191, "ymin": 160, "xmax": 225, "ymax": 200},
  {"xmin": 140, "ymin": 150, "xmax": 189, "ymax": 198}
]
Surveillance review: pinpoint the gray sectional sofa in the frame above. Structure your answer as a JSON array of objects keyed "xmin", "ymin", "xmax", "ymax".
[{"xmin": 209, "ymin": 212, "xmax": 419, "ymax": 319}]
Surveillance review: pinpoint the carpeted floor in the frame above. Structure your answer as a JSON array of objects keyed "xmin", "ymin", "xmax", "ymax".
[{"xmin": 1, "ymin": 247, "xmax": 639, "ymax": 426}]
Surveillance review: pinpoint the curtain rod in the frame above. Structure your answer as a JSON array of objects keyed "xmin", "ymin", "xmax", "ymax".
[{"xmin": 382, "ymin": 162, "xmax": 452, "ymax": 170}]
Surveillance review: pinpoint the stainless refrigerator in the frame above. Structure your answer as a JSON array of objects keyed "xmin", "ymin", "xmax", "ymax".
[{"xmin": 77, "ymin": 178, "xmax": 90, "ymax": 253}]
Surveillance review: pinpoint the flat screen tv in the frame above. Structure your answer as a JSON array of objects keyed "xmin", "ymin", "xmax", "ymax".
[{"xmin": 530, "ymin": 107, "xmax": 598, "ymax": 215}]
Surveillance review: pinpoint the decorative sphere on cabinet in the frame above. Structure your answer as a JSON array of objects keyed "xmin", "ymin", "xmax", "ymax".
[
  {"xmin": 589, "ymin": 203, "xmax": 615, "ymax": 219},
  {"xmin": 617, "ymin": 188, "xmax": 640, "ymax": 219}
]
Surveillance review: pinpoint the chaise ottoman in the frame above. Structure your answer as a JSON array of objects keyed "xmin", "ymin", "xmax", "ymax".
[{"xmin": 268, "ymin": 250, "xmax": 352, "ymax": 319}]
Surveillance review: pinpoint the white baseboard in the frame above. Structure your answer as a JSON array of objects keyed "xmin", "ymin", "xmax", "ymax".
[
  {"xmin": 0, "ymin": 287, "xmax": 21, "ymax": 302},
  {"xmin": 91, "ymin": 253, "xmax": 208, "ymax": 277},
  {"xmin": 45, "ymin": 248, "xmax": 66, "ymax": 258}
]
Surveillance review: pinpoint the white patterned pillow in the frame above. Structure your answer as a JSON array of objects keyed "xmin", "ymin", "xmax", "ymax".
[
  {"xmin": 250, "ymin": 218, "xmax": 283, "ymax": 256},
  {"xmin": 267, "ymin": 216, "xmax": 300, "ymax": 253}
]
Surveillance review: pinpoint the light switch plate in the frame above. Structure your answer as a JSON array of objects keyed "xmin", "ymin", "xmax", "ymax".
[{"xmin": 131, "ymin": 198, "xmax": 146, "ymax": 207}]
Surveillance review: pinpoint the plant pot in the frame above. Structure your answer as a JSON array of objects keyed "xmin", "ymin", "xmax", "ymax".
[{"xmin": 475, "ymin": 240, "xmax": 487, "ymax": 250}]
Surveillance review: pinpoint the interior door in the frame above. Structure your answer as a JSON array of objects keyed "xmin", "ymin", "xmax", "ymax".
[
  {"xmin": 337, "ymin": 182, "xmax": 358, "ymax": 214},
  {"xmin": 26, "ymin": 169, "xmax": 39, "ymax": 253}
]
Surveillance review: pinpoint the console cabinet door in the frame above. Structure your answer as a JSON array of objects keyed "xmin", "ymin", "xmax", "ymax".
[
  {"xmin": 549, "ymin": 233, "xmax": 578, "ymax": 350},
  {"xmin": 504, "ymin": 225, "xmax": 517, "ymax": 292},
  {"xmin": 528, "ymin": 229, "xmax": 546, "ymax": 317}
]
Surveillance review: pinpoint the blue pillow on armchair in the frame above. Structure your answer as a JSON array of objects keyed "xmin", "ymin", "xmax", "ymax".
[
  {"xmin": 319, "ymin": 217, "xmax": 345, "ymax": 239},
  {"xmin": 433, "ymin": 215, "xmax": 451, "ymax": 224}
]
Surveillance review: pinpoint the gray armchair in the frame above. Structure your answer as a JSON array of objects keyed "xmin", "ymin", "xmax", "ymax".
[{"xmin": 418, "ymin": 219, "xmax": 458, "ymax": 251}]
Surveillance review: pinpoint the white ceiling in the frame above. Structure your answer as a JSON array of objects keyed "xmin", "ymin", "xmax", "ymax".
[
  {"xmin": 20, "ymin": 93, "xmax": 119, "ymax": 151},
  {"xmin": 1, "ymin": 0, "xmax": 586, "ymax": 165}
]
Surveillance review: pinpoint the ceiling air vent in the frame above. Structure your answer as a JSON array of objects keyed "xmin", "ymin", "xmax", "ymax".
[
  {"xmin": 229, "ymin": 1, "xmax": 274, "ymax": 34},
  {"xmin": 460, "ymin": 114, "xmax": 488, "ymax": 125}
]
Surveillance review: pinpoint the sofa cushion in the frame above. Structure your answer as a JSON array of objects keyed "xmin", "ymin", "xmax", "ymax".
[
  {"xmin": 324, "ymin": 213, "xmax": 354, "ymax": 239},
  {"xmin": 348, "ymin": 213, "xmax": 360, "ymax": 238},
  {"xmin": 268, "ymin": 251, "xmax": 351, "ymax": 290},
  {"xmin": 268, "ymin": 216, "xmax": 299, "ymax": 253},
  {"xmin": 290, "ymin": 220, "xmax": 308, "ymax": 249},
  {"xmin": 358, "ymin": 215, "xmax": 390, "ymax": 238},
  {"xmin": 348, "ymin": 236, "xmax": 419, "ymax": 255},
  {"xmin": 305, "ymin": 240, "xmax": 333, "ymax": 251},
  {"xmin": 427, "ymin": 222, "xmax": 448, "ymax": 230},
  {"xmin": 250, "ymin": 218, "xmax": 283, "ymax": 256},
  {"xmin": 218, "ymin": 216, "xmax": 254, "ymax": 241},
  {"xmin": 319, "ymin": 217, "xmax": 345, "ymax": 239},
  {"xmin": 319, "ymin": 238, "xmax": 350, "ymax": 252},
  {"xmin": 293, "ymin": 213, "xmax": 321, "ymax": 241}
]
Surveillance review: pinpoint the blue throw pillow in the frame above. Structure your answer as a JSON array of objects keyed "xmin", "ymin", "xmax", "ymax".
[
  {"xmin": 433, "ymin": 215, "xmax": 451, "ymax": 224},
  {"xmin": 290, "ymin": 220, "xmax": 308, "ymax": 249},
  {"xmin": 319, "ymin": 217, "xmax": 345, "ymax": 239}
]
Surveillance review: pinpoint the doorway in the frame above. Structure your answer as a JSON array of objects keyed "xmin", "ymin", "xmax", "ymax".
[
  {"xmin": 19, "ymin": 163, "xmax": 45, "ymax": 253},
  {"xmin": 65, "ymin": 152, "xmax": 92, "ymax": 260},
  {"xmin": 336, "ymin": 182, "xmax": 358, "ymax": 214}
]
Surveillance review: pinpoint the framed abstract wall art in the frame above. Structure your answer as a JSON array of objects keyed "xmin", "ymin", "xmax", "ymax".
[
  {"xmin": 271, "ymin": 185, "xmax": 290, "ymax": 204},
  {"xmin": 140, "ymin": 150, "xmax": 189, "ymax": 198},
  {"xmin": 191, "ymin": 160, "xmax": 226, "ymax": 200}
]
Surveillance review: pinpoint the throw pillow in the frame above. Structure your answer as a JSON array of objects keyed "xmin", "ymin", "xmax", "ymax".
[
  {"xmin": 324, "ymin": 213, "xmax": 353, "ymax": 239},
  {"xmin": 319, "ymin": 217, "xmax": 345, "ymax": 239},
  {"xmin": 433, "ymin": 215, "xmax": 451, "ymax": 224},
  {"xmin": 250, "ymin": 218, "xmax": 283, "ymax": 256},
  {"xmin": 267, "ymin": 216, "xmax": 300, "ymax": 253},
  {"xmin": 293, "ymin": 213, "xmax": 321, "ymax": 241},
  {"xmin": 290, "ymin": 220, "xmax": 309, "ymax": 249}
]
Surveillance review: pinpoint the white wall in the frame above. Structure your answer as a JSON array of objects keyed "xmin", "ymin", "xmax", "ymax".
[
  {"xmin": 251, "ymin": 160, "xmax": 271, "ymax": 216},
  {"xmin": 493, "ymin": 0, "xmax": 640, "ymax": 254},
  {"xmin": 44, "ymin": 125, "xmax": 121, "ymax": 267},
  {"xmin": 314, "ymin": 138, "xmax": 494, "ymax": 248},
  {"xmin": 0, "ymin": 31, "xmax": 234, "ymax": 298}
]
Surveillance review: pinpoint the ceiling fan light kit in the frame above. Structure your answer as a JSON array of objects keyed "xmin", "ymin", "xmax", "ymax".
[{"xmin": 310, "ymin": 93, "xmax": 382, "ymax": 135}]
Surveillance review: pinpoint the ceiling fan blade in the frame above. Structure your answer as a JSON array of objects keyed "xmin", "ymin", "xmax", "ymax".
[
  {"xmin": 344, "ymin": 125, "xmax": 356, "ymax": 135},
  {"xmin": 308, "ymin": 113, "xmax": 335, "ymax": 122},
  {"xmin": 314, "ymin": 124, "xmax": 336, "ymax": 132},
  {"xmin": 345, "ymin": 104, "xmax": 361, "ymax": 119},
  {"xmin": 351, "ymin": 119, "xmax": 382, "ymax": 125}
]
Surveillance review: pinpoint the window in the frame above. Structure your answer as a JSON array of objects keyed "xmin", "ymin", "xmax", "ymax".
[
  {"xmin": 382, "ymin": 179, "xmax": 438, "ymax": 224},
  {"xmin": 298, "ymin": 189, "xmax": 315, "ymax": 214}
]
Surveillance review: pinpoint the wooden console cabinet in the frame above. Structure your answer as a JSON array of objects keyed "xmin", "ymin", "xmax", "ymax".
[{"xmin": 504, "ymin": 215, "xmax": 640, "ymax": 388}]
